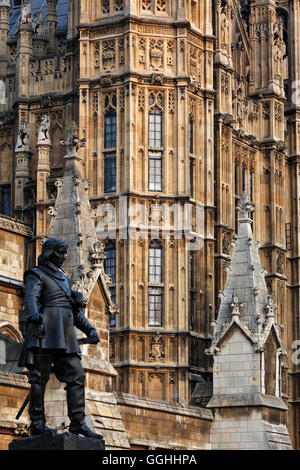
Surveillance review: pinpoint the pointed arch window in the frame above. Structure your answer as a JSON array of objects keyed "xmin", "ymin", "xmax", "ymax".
[{"xmin": 148, "ymin": 240, "xmax": 163, "ymax": 326}]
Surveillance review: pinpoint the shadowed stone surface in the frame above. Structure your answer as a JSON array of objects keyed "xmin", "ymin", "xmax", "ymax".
[{"xmin": 9, "ymin": 432, "xmax": 105, "ymax": 451}]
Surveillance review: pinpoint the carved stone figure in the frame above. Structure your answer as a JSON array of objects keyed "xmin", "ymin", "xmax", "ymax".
[
  {"xmin": 19, "ymin": 0, "xmax": 32, "ymax": 26},
  {"xmin": 60, "ymin": 121, "xmax": 86, "ymax": 157},
  {"xmin": 15, "ymin": 121, "xmax": 30, "ymax": 152},
  {"xmin": 32, "ymin": 11, "xmax": 46, "ymax": 37},
  {"xmin": 273, "ymin": 37, "xmax": 284, "ymax": 76},
  {"xmin": 221, "ymin": 11, "xmax": 230, "ymax": 47},
  {"xmin": 37, "ymin": 114, "xmax": 51, "ymax": 144}
]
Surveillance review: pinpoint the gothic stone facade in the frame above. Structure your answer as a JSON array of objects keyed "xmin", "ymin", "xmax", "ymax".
[{"xmin": 0, "ymin": 0, "xmax": 298, "ymax": 450}]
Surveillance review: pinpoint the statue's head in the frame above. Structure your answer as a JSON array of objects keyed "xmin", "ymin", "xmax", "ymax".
[{"xmin": 38, "ymin": 238, "xmax": 68, "ymax": 268}]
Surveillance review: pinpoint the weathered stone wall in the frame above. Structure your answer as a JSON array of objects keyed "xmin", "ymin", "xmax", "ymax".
[
  {"xmin": 213, "ymin": 328, "xmax": 261, "ymax": 396},
  {"xmin": 0, "ymin": 372, "xmax": 30, "ymax": 450},
  {"xmin": 0, "ymin": 215, "xmax": 32, "ymax": 336},
  {"xmin": 210, "ymin": 407, "xmax": 292, "ymax": 450},
  {"xmin": 116, "ymin": 392, "xmax": 212, "ymax": 450}
]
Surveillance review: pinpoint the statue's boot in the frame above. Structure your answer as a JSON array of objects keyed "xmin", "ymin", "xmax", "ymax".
[
  {"xmin": 30, "ymin": 420, "xmax": 56, "ymax": 436},
  {"xmin": 67, "ymin": 385, "xmax": 103, "ymax": 439},
  {"xmin": 28, "ymin": 383, "xmax": 56, "ymax": 435},
  {"xmin": 69, "ymin": 420, "xmax": 104, "ymax": 439}
]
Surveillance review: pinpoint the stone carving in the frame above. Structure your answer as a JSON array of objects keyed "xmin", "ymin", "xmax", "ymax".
[
  {"xmin": 90, "ymin": 241, "xmax": 106, "ymax": 268},
  {"xmin": 156, "ymin": 0, "xmax": 166, "ymax": 12},
  {"xmin": 102, "ymin": 0, "xmax": 110, "ymax": 14},
  {"xmin": 102, "ymin": 40, "xmax": 116, "ymax": 71},
  {"xmin": 60, "ymin": 121, "xmax": 86, "ymax": 157},
  {"xmin": 277, "ymin": 254, "xmax": 284, "ymax": 275},
  {"xmin": 138, "ymin": 88, "xmax": 145, "ymax": 111},
  {"xmin": 151, "ymin": 73, "xmax": 164, "ymax": 85},
  {"xmin": 149, "ymin": 39, "xmax": 163, "ymax": 71},
  {"xmin": 230, "ymin": 295, "xmax": 243, "ymax": 320},
  {"xmin": 0, "ymin": 127, "xmax": 11, "ymax": 151},
  {"xmin": 32, "ymin": 11, "xmax": 46, "ymax": 37},
  {"xmin": 37, "ymin": 114, "xmax": 51, "ymax": 144},
  {"xmin": 265, "ymin": 294, "xmax": 277, "ymax": 319},
  {"xmin": 15, "ymin": 121, "xmax": 30, "ymax": 152},
  {"xmin": 220, "ymin": 8, "xmax": 230, "ymax": 48},
  {"xmin": 18, "ymin": 0, "xmax": 32, "ymax": 26},
  {"xmin": 262, "ymin": 101, "xmax": 270, "ymax": 120},
  {"xmin": 190, "ymin": 46, "xmax": 198, "ymax": 81},
  {"xmin": 237, "ymin": 191, "xmax": 254, "ymax": 219},
  {"xmin": 222, "ymin": 232, "xmax": 231, "ymax": 255},
  {"xmin": 273, "ymin": 36, "xmax": 284, "ymax": 78},
  {"xmin": 141, "ymin": 0, "xmax": 152, "ymax": 11},
  {"xmin": 93, "ymin": 42, "xmax": 100, "ymax": 69},
  {"xmin": 115, "ymin": 0, "xmax": 123, "ymax": 11},
  {"xmin": 149, "ymin": 334, "xmax": 165, "ymax": 361}
]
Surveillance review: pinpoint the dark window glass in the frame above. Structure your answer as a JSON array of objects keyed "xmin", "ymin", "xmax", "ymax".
[
  {"xmin": 189, "ymin": 252, "xmax": 195, "ymax": 331},
  {"xmin": 104, "ymin": 241, "xmax": 117, "ymax": 327},
  {"xmin": 242, "ymin": 166, "xmax": 246, "ymax": 192},
  {"xmin": 189, "ymin": 252, "xmax": 194, "ymax": 288},
  {"xmin": 235, "ymin": 199, "xmax": 239, "ymax": 234},
  {"xmin": 189, "ymin": 115, "xmax": 194, "ymax": 154},
  {"xmin": 104, "ymin": 241, "xmax": 116, "ymax": 283},
  {"xmin": 190, "ymin": 158, "xmax": 194, "ymax": 198},
  {"xmin": 104, "ymin": 153, "xmax": 116, "ymax": 193},
  {"xmin": 104, "ymin": 109, "xmax": 117, "ymax": 149},
  {"xmin": 1, "ymin": 186, "xmax": 11, "ymax": 217},
  {"xmin": 190, "ymin": 293, "xmax": 195, "ymax": 331},
  {"xmin": 149, "ymin": 151, "xmax": 162, "ymax": 191},
  {"xmin": 234, "ymin": 162, "xmax": 238, "ymax": 195},
  {"xmin": 149, "ymin": 108, "xmax": 162, "ymax": 147},
  {"xmin": 250, "ymin": 169, "xmax": 253, "ymax": 201}
]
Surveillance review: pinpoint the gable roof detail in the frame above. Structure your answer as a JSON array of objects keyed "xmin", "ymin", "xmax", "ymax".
[{"xmin": 206, "ymin": 192, "xmax": 284, "ymax": 355}]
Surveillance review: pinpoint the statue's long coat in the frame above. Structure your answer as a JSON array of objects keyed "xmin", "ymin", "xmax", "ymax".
[{"xmin": 18, "ymin": 261, "xmax": 95, "ymax": 367}]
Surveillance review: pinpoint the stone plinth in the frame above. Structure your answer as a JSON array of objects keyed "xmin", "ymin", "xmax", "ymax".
[{"xmin": 9, "ymin": 432, "xmax": 105, "ymax": 451}]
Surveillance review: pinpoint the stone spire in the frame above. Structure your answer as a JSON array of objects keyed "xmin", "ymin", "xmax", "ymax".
[
  {"xmin": 47, "ymin": 121, "xmax": 117, "ymax": 313},
  {"xmin": 206, "ymin": 192, "xmax": 292, "ymax": 450},
  {"xmin": 207, "ymin": 191, "xmax": 281, "ymax": 354}
]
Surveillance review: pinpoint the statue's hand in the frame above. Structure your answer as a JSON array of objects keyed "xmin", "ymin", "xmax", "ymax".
[
  {"xmin": 27, "ymin": 311, "xmax": 43, "ymax": 324},
  {"xmin": 88, "ymin": 329, "xmax": 100, "ymax": 344}
]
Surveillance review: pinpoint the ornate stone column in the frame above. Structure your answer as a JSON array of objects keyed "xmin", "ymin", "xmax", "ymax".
[
  {"xmin": 14, "ymin": 121, "xmax": 32, "ymax": 212},
  {"xmin": 36, "ymin": 114, "xmax": 51, "ymax": 258},
  {"xmin": 46, "ymin": 0, "xmax": 57, "ymax": 53},
  {"xmin": 16, "ymin": 1, "xmax": 33, "ymax": 98}
]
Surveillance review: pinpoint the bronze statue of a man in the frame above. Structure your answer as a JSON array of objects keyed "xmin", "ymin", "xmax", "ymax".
[{"xmin": 19, "ymin": 238, "xmax": 102, "ymax": 439}]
